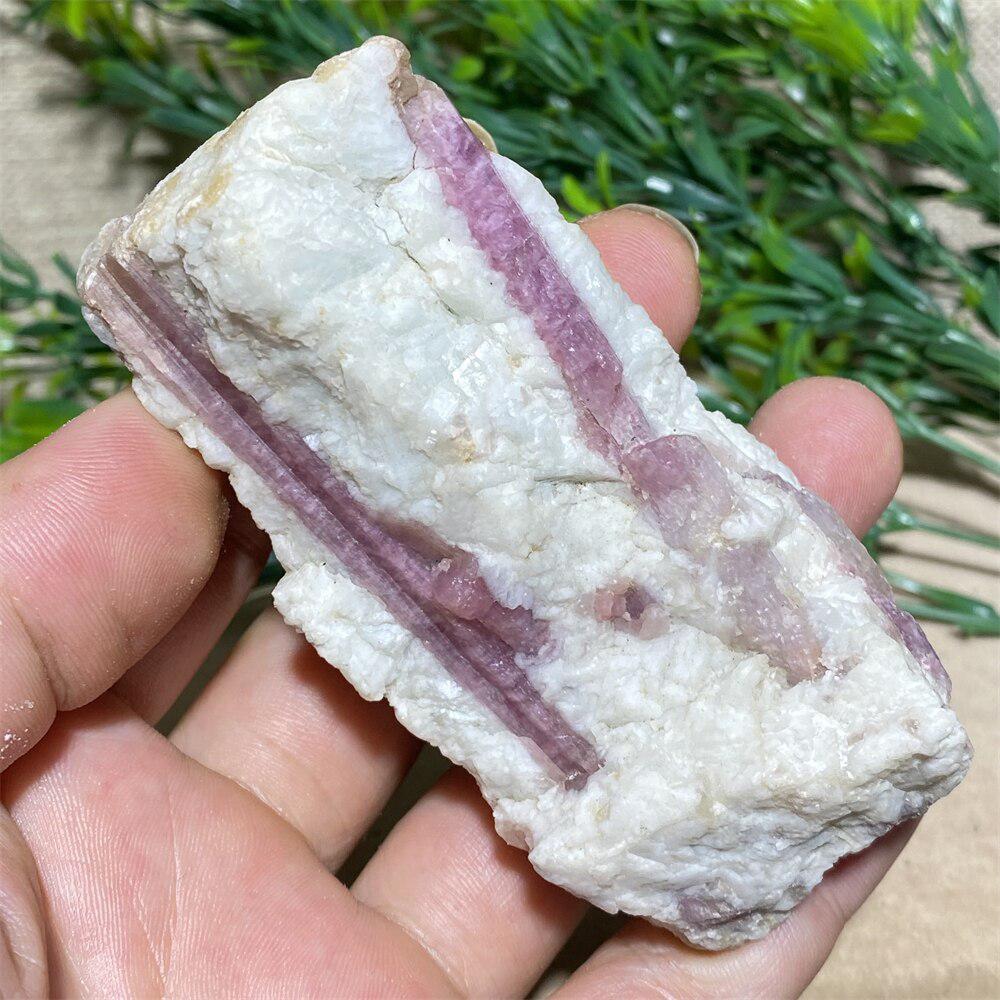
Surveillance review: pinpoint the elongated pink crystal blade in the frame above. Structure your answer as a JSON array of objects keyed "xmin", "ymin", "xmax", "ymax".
[
  {"xmin": 88, "ymin": 255, "xmax": 600, "ymax": 786},
  {"xmin": 397, "ymin": 84, "xmax": 652, "ymax": 467},
  {"xmin": 621, "ymin": 435, "xmax": 732, "ymax": 548},
  {"xmin": 398, "ymin": 84, "xmax": 945, "ymax": 691},
  {"xmin": 624, "ymin": 436, "xmax": 821, "ymax": 681},
  {"xmin": 398, "ymin": 83, "xmax": 828, "ymax": 681}
]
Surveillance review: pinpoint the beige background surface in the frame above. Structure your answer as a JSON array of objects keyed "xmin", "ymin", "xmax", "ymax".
[{"xmin": 2, "ymin": 3, "xmax": 998, "ymax": 997}]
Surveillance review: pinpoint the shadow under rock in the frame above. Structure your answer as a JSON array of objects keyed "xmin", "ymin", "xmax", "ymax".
[
  {"xmin": 531, "ymin": 907, "xmax": 628, "ymax": 997},
  {"xmin": 156, "ymin": 589, "xmax": 274, "ymax": 736},
  {"xmin": 901, "ymin": 437, "xmax": 1000, "ymax": 492},
  {"xmin": 336, "ymin": 743, "xmax": 450, "ymax": 885},
  {"xmin": 879, "ymin": 539, "xmax": 999, "ymax": 578}
]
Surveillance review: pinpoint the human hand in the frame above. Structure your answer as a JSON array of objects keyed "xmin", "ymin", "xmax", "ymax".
[{"xmin": 1, "ymin": 207, "xmax": 911, "ymax": 998}]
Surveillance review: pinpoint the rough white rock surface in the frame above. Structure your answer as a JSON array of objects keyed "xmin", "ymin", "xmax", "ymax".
[{"xmin": 78, "ymin": 37, "xmax": 971, "ymax": 949}]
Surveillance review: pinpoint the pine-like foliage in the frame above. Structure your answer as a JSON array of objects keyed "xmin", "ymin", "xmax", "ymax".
[{"xmin": 3, "ymin": 0, "xmax": 998, "ymax": 634}]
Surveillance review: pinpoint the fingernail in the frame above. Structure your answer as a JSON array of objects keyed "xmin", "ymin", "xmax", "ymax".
[
  {"xmin": 463, "ymin": 117, "xmax": 498, "ymax": 153},
  {"xmin": 616, "ymin": 203, "xmax": 700, "ymax": 263}
]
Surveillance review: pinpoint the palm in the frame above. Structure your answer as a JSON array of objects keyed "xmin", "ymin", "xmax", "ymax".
[{"xmin": 2, "ymin": 208, "xmax": 912, "ymax": 999}]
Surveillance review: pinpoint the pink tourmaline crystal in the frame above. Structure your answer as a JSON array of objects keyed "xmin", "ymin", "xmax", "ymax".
[
  {"xmin": 593, "ymin": 582, "xmax": 655, "ymax": 632},
  {"xmin": 622, "ymin": 436, "xmax": 820, "ymax": 680},
  {"xmin": 622, "ymin": 434, "xmax": 733, "ymax": 547},
  {"xmin": 395, "ymin": 80, "xmax": 651, "ymax": 466},
  {"xmin": 764, "ymin": 474, "xmax": 951, "ymax": 696},
  {"xmin": 87, "ymin": 255, "xmax": 599, "ymax": 787}
]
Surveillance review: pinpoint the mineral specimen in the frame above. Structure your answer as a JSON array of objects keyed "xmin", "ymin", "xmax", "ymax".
[{"xmin": 78, "ymin": 36, "xmax": 970, "ymax": 949}]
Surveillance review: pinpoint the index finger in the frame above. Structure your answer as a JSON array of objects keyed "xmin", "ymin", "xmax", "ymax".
[
  {"xmin": 0, "ymin": 390, "xmax": 227, "ymax": 771},
  {"xmin": 579, "ymin": 205, "xmax": 701, "ymax": 351}
]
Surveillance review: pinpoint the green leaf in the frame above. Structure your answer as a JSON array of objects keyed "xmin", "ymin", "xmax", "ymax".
[
  {"xmin": 786, "ymin": 0, "xmax": 875, "ymax": 73},
  {"xmin": 52, "ymin": 253, "xmax": 78, "ymax": 284},
  {"xmin": 9, "ymin": 319, "xmax": 69, "ymax": 341},
  {"xmin": 88, "ymin": 59, "xmax": 182, "ymax": 109},
  {"xmin": 684, "ymin": 110, "xmax": 744, "ymax": 203},
  {"xmin": 560, "ymin": 175, "xmax": 603, "ymax": 216},
  {"xmin": 775, "ymin": 325, "xmax": 814, "ymax": 384},
  {"xmin": 145, "ymin": 107, "xmax": 224, "ymax": 138},
  {"xmin": 887, "ymin": 571, "xmax": 1000, "ymax": 637},
  {"xmin": 63, "ymin": 0, "xmax": 89, "ymax": 41},
  {"xmin": 862, "ymin": 97, "xmax": 925, "ymax": 144},
  {"xmin": 978, "ymin": 267, "xmax": 1000, "ymax": 334},
  {"xmin": 451, "ymin": 55, "xmax": 484, "ymax": 82},
  {"xmin": 843, "ymin": 230, "xmax": 873, "ymax": 283},
  {"xmin": 0, "ymin": 243, "xmax": 38, "ymax": 285},
  {"xmin": 758, "ymin": 220, "xmax": 847, "ymax": 297},
  {"xmin": 1, "ymin": 397, "xmax": 85, "ymax": 459},
  {"xmin": 715, "ymin": 304, "xmax": 802, "ymax": 335},
  {"xmin": 485, "ymin": 13, "xmax": 524, "ymax": 45},
  {"xmin": 866, "ymin": 249, "xmax": 935, "ymax": 311},
  {"xmin": 595, "ymin": 150, "xmax": 614, "ymax": 207}
]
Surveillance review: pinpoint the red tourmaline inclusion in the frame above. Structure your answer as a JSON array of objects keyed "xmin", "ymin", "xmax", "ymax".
[
  {"xmin": 593, "ymin": 582, "xmax": 655, "ymax": 633},
  {"xmin": 396, "ymin": 83, "xmax": 651, "ymax": 467},
  {"xmin": 621, "ymin": 435, "xmax": 732, "ymax": 548},
  {"xmin": 87, "ymin": 255, "xmax": 600, "ymax": 787}
]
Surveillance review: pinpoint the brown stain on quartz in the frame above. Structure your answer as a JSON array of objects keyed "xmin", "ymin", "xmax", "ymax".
[
  {"xmin": 131, "ymin": 110, "xmax": 245, "ymax": 242},
  {"xmin": 130, "ymin": 169, "xmax": 184, "ymax": 240},
  {"xmin": 179, "ymin": 165, "xmax": 232, "ymax": 225},
  {"xmin": 313, "ymin": 52, "xmax": 350, "ymax": 84}
]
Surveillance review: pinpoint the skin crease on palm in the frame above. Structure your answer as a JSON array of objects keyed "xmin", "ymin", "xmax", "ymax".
[{"xmin": 0, "ymin": 206, "xmax": 912, "ymax": 1000}]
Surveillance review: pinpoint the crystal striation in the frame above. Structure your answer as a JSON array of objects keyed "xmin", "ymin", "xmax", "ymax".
[{"xmin": 88, "ymin": 254, "xmax": 598, "ymax": 786}]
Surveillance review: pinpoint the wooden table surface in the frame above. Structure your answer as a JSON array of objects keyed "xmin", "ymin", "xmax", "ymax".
[{"xmin": 2, "ymin": 4, "xmax": 997, "ymax": 996}]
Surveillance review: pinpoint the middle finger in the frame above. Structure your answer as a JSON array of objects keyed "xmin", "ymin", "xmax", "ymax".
[{"xmin": 170, "ymin": 609, "xmax": 418, "ymax": 868}]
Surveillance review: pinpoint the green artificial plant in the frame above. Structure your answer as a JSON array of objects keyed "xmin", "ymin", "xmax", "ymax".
[{"xmin": 3, "ymin": 0, "xmax": 998, "ymax": 635}]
